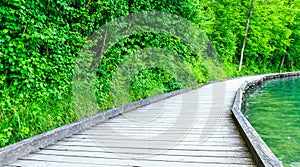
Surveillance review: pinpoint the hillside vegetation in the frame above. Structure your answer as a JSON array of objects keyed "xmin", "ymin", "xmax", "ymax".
[{"xmin": 1, "ymin": 0, "xmax": 300, "ymax": 147}]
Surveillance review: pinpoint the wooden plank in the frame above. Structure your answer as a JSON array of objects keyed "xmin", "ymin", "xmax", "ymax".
[
  {"xmin": 64, "ymin": 135, "xmax": 245, "ymax": 143},
  {"xmin": 74, "ymin": 129, "xmax": 240, "ymax": 135},
  {"xmin": 61, "ymin": 138, "xmax": 245, "ymax": 146},
  {"xmin": 67, "ymin": 135, "xmax": 243, "ymax": 141},
  {"xmin": 6, "ymin": 160, "xmax": 119, "ymax": 167},
  {"xmin": 55, "ymin": 141, "xmax": 249, "ymax": 151},
  {"xmin": 15, "ymin": 153, "xmax": 255, "ymax": 166},
  {"xmin": 45, "ymin": 145, "xmax": 252, "ymax": 158},
  {"xmin": 105, "ymin": 117, "xmax": 233, "ymax": 120},
  {"xmin": 97, "ymin": 119, "xmax": 235, "ymax": 124},
  {"xmin": 52, "ymin": 143, "xmax": 249, "ymax": 153},
  {"xmin": 8, "ymin": 159, "xmax": 256, "ymax": 167},
  {"xmin": 45, "ymin": 144, "xmax": 250, "ymax": 155},
  {"xmin": 74, "ymin": 131, "xmax": 242, "ymax": 136},
  {"xmin": 76, "ymin": 132, "xmax": 242, "ymax": 139},
  {"xmin": 86, "ymin": 127, "xmax": 238, "ymax": 132},
  {"xmin": 31, "ymin": 149, "xmax": 255, "ymax": 164}
]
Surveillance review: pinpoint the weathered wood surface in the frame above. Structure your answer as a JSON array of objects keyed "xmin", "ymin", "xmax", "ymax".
[
  {"xmin": 0, "ymin": 88, "xmax": 192, "ymax": 165},
  {"xmin": 5, "ymin": 76, "xmax": 263, "ymax": 167}
]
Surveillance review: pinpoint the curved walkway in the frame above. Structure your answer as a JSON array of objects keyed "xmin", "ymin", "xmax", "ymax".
[{"xmin": 5, "ymin": 76, "xmax": 264, "ymax": 167}]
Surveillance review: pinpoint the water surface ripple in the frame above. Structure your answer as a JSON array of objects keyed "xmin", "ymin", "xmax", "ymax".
[{"xmin": 243, "ymin": 76, "xmax": 300, "ymax": 167}]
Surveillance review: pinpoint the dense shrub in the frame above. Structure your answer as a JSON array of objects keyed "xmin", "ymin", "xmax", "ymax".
[
  {"xmin": 0, "ymin": 0, "xmax": 211, "ymax": 147},
  {"xmin": 1, "ymin": 0, "xmax": 300, "ymax": 147}
]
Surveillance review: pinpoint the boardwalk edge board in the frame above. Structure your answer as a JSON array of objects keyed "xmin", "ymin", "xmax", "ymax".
[
  {"xmin": 231, "ymin": 72, "xmax": 300, "ymax": 167},
  {"xmin": 0, "ymin": 87, "xmax": 200, "ymax": 166}
]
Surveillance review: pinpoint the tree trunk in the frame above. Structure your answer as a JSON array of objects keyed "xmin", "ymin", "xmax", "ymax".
[
  {"xmin": 278, "ymin": 55, "xmax": 286, "ymax": 72},
  {"xmin": 290, "ymin": 60, "xmax": 293, "ymax": 70},
  {"xmin": 239, "ymin": 0, "xmax": 255, "ymax": 71}
]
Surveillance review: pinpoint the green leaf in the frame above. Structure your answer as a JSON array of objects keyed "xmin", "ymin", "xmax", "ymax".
[{"xmin": 3, "ymin": 29, "xmax": 9, "ymax": 34}]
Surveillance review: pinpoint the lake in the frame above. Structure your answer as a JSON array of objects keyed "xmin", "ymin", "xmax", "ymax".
[{"xmin": 243, "ymin": 76, "xmax": 300, "ymax": 167}]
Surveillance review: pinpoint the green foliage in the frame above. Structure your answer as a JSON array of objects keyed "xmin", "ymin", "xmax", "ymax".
[
  {"xmin": 289, "ymin": 0, "xmax": 300, "ymax": 70},
  {"xmin": 0, "ymin": 93, "xmax": 76, "ymax": 147},
  {"xmin": 209, "ymin": 0, "xmax": 300, "ymax": 76},
  {"xmin": 1, "ymin": 0, "xmax": 300, "ymax": 148},
  {"xmin": 0, "ymin": 0, "xmax": 211, "ymax": 147},
  {"xmin": 0, "ymin": 0, "xmax": 110, "ymax": 147},
  {"xmin": 243, "ymin": 0, "xmax": 293, "ymax": 72},
  {"xmin": 94, "ymin": 33, "xmax": 209, "ymax": 110}
]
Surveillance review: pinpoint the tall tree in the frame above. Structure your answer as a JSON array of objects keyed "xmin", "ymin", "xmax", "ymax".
[
  {"xmin": 239, "ymin": 0, "xmax": 254, "ymax": 71},
  {"xmin": 286, "ymin": 0, "xmax": 300, "ymax": 70}
]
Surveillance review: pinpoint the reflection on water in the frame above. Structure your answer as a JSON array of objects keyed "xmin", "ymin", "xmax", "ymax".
[{"xmin": 243, "ymin": 76, "xmax": 300, "ymax": 167}]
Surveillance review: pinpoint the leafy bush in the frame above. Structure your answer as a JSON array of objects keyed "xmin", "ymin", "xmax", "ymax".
[
  {"xmin": 1, "ymin": 0, "xmax": 300, "ymax": 147},
  {"xmin": 0, "ymin": 0, "xmax": 211, "ymax": 147}
]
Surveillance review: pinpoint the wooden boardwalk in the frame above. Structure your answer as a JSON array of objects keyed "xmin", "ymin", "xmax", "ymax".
[{"xmin": 6, "ymin": 76, "xmax": 262, "ymax": 167}]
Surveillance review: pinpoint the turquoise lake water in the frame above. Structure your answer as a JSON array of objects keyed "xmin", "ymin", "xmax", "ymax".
[{"xmin": 243, "ymin": 76, "xmax": 300, "ymax": 167}]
